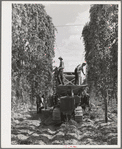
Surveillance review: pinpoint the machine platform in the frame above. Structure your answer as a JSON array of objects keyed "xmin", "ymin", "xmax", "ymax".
[{"xmin": 57, "ymin": 84, "xmax": 88, "ymax": 95}]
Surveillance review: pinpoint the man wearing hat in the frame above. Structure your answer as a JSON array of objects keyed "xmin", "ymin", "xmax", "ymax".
[
  {"xmin": 58, "ymin": 57, "xmax": 64, "ymax": 85},
  {"xmin": 74, "ymin": 62, "xmax": 86, "ymax": 85}
]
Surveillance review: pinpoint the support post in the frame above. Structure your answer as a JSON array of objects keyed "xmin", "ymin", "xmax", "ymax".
[
  {"xmin": 71, "ymin": 88, "xmax": 74, "ymax": 97},
  {"xmin": 104, "ymin": 90, "xmax": 108, "ymax": 123}
]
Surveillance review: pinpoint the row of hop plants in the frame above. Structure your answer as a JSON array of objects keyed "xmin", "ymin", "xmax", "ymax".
[
  {"xmin": 12, "ymin": 4, "xmax": 56, "ymax": 109},
  {"xmin": 82, "ymin": 4, "xmax": 118, "ymax": 114}
]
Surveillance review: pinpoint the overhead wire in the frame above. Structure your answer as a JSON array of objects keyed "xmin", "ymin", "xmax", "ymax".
[{"xmin": 55, "ymin": 24, "xmax": 85, "ymax": 27}]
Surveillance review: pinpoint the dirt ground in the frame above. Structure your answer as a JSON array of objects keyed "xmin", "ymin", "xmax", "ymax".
[{"xmin": 11, "ymin": 99, "xmax": 117, "ymax": 145}]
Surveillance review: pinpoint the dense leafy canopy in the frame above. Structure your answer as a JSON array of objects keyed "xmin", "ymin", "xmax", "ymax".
[
  {"xmin": 12, "ymin": 4, "xmax": 56, "ymax": 106},
  {"xmin": 82, "ymin": 4, "xmax": 118, "ymax": 99}
]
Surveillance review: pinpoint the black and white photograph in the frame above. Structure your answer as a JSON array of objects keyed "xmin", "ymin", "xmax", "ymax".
[{"xmin": 1, "ymin": 1, "xmax": 121, "ymax": 148}]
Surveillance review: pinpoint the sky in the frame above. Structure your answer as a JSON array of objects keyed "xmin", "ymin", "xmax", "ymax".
[{"xmin": 45, "ymin": 3, "xmax": 91, "ymax": 73}]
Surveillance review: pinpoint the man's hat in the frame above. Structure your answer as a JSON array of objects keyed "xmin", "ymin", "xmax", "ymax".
[
  {"xmin": 82, "ymin": 62, "xmax": 86, "ymax": 66},
  {"xmin": 58, "ymin": 57, "xmax": 63, "ymax": 60}
]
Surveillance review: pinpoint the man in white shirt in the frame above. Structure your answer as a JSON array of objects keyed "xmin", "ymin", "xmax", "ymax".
[{"xmin": 74, "ymin": 62, "xmax": 86, "ymax": 85}]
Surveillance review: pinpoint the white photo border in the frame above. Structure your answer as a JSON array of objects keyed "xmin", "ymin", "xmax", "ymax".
[{"xmin": 1, "ymin": 1, "xmax": 121, "ymax": 148}]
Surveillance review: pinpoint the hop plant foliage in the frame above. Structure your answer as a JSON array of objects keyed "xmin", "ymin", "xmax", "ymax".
[
  {"xmin": 12, "ymin": 4, "xmax": 56, "ymax": 105},
  {"xmin": 82, "ymin": 4, "xmax": 118, "ymax": 99}
]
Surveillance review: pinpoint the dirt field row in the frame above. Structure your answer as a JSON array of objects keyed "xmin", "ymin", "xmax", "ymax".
[{"xmin": 11, "ymin": 103, "xmax": 117, "ymax": 145}]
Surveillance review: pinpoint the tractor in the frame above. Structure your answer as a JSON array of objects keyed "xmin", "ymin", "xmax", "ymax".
[{"xmin": 52, "ymin": 69, "xmax": 88, "ymax": 123}]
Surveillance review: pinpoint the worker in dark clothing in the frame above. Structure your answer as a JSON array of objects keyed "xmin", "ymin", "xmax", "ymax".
[
  {"xmin": 36, "ymin": 94, "xmax": 44, "ymax": 113},
  {"xmin": 80, "ymin": 89, "xmax": 91, "ymax": 112},
  {"xmin": 36, "ymin": 94, "xmax": 42, "ymax": 113},
  {"xmin": 74, "ymin": 62, "xmax": 86, "ymax": 85},
  {"xmin": 58, "ymin": 57, "xmax": 64, "ymax": 85}
]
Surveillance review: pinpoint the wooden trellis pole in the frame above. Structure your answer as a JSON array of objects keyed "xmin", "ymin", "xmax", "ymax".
[{"xmin": 104, "ymin": 89, "xmax": 108, "ymax": 123}]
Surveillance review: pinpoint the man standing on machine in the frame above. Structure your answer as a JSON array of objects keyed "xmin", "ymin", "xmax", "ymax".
[
  {"xmin": 58, "ymin": 57, "xmax": 64, "ymax": 85},
  {"xmin": 74, "ymin": 62, "xmax": 86, "ymax": 85}
]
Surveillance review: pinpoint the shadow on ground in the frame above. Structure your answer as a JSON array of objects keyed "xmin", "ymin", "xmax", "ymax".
[{"xmin": 11, "ymin": 106, "xmax": 118, "ymax": 145}]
